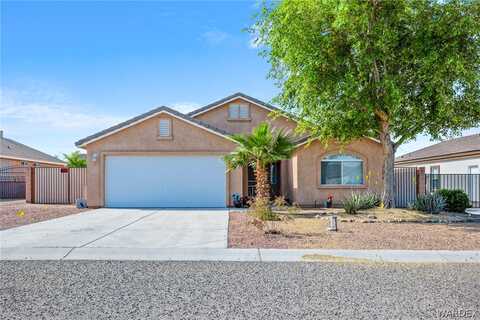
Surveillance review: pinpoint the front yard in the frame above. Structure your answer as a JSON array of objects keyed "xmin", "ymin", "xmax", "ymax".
[
  {"xmin": 0, "ymin": 200, "xmax": 89, "ymax": 230},
  {"xmin": 228, "ymin": 208, "xmax": 480, "ymax": 250}
]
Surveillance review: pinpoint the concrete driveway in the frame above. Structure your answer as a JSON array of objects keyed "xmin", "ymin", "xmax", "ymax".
[{"xmin": 0, "ymin": 208, "xmax": 229, "ymax": 249}]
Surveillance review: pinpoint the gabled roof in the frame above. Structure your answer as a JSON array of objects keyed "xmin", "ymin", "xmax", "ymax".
[
  {"xmin": 75, "ymin": 106, "xmax": 234, "ymax": 147},
  {"xmin": 395, "ymin": 133, "xmax": 480, "ymax": 163},
  {"xmin": 0, "ymin": 133, "xmax": 65, "ymax": 165},
  {"xmin": 188, "ymin": 92, "xmax": 281, "ymax": 117}
]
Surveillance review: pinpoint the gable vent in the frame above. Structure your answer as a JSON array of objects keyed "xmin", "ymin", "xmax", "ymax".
[{"xmin": 159, "ymin": 119, "xmax": 171, "ymax": 137}]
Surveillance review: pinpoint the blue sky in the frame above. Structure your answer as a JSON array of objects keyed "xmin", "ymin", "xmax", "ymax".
[{"xmin": 1, "ymin": 1, "xmax": 478, "ymax": 158}]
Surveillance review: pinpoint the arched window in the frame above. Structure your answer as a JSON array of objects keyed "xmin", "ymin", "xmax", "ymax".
[{"xmin": 320, "ymin": 154, "xmax": 364, "ymax": 185}]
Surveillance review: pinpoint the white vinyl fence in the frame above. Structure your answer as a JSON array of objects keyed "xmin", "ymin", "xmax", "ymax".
[{"xmin": 34, "ymin": 167, "xmax": 86, "ymax": 204}]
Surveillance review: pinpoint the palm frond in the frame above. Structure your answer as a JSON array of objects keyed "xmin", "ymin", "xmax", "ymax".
[{"xmin": 223, "ymin": 122, "xmax": 295, "ymax": 170}]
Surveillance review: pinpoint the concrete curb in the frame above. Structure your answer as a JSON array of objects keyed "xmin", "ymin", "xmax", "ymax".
[{"xmin": 1, "ymin": 247, "xmax": 480, "ymax": 263}]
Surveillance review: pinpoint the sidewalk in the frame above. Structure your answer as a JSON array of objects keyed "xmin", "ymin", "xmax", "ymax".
[{"xmin": 2, "ymin": 247, "xmax": 479, "ymax": 263}]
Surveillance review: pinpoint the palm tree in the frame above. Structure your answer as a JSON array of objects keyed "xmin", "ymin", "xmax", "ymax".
[
  {"xmin": 63, "ymin": 151, "xmax": 87, "ymax": 168},
  {"xmin": 224, "ymin": 122, "xmax": 295, "ymax": 202}
]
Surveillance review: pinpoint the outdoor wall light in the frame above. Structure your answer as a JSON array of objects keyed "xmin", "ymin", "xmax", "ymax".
[{"xmin": 91, "ymin": 152, "xmax": 98, "ymax": 162}]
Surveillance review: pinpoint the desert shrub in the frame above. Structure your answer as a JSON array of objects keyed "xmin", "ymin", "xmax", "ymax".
[
  {"xmin": 273, "ymin": 195, "xmax": 288, "ymax": 210},
  {"xmin": 436, "ymin": 189, "xmax": 470, "ymax": 213},
  {"xmin": 360, "ymin": 191, "xmax": 381, "ymax": 208},
  {"xmin": 343, "ymin": 195, "xmax": 361, "ymax": 214},
  {"xmin": 411, "ymin": 193, "xmax": 446, "ymax": 214},
  {"xmin": 342, "ymin": 192, "xmax": 381, "ymax": 214},
  {"xmin": 248, "ymin": 197, "xmax": 279, "ymax": 221},
  {"xmin": 286, "ymin": 202, "xmax": 301, "ymax": 214}
]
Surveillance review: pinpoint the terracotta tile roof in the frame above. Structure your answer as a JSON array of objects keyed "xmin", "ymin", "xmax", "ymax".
[
  {"xmin": 0, "ymin": 132, "xmax": 65, "ymax": 165},
  {"xmin": 395, "ymin": 133, "xmax": 480, "ymax": 163}
]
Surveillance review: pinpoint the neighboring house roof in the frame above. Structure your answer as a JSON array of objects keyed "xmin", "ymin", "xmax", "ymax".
[
  {"xmin": 395, "ymin": 133, "xmax": 480, "ymax": 164},
  {"xmin": 188, "ymin": 92, "xmax": 281, "ymax": 117},
  {"xmin": 0, "ymin": 132, "xmax": 65, "ymax": 165},
  {"xmin": 75, "ymin": 106, "xmax": 234, "ymax": 147}
]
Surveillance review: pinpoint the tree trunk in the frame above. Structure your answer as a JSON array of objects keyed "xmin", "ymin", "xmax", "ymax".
[
  {"xmin": 379, "ymin": 121, "xmax": 396, "ymax": 208},
  {"xmin": 255, "ymin": 160, "xmax": 270, "ymax": 202}
]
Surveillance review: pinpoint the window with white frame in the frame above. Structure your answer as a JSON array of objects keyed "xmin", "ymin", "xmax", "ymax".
[
  {"xmin": 228, "ymin": 103, "xmax": 250, "ymax": 119},
  {"xmin": 158, "ymin": 119, "xmax": 171, "ymax": 137},
  {"xmin": 320, "ymin": 154, "xmax": 364, "ymax": 185}
]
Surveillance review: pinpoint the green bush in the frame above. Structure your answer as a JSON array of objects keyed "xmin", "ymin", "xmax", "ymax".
[
  {"xmin": 410, "ymin": 193, "xmax": 445, "ymax": 214},
  {"xmin": 342, "ymin": 192, "xmax": 381, "ymax": 214},
  {"xmin": 436, "ymin": 189, "xmax": 470, "ymax": 213}
]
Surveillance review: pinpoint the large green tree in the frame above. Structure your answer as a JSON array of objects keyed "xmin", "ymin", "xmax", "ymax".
[{"xmin": 255, "ymin": 0, "xmax": 480, "ymax": 207}]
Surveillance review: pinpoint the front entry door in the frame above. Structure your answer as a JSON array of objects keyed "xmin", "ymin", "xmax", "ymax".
[{"xmin": 247, "ymin": 162, "xmax": 281, "ymax": 198}]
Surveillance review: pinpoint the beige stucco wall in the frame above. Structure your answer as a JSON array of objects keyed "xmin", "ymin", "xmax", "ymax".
[
  {"xmin": 0, "ymin": 158, "xmax": 22, "ymax": 168},
  {"xmin": 194, "ymin": 98, "xmax": 298, "ymax": 135},
  {"xmin": 81, "ymin": 99, "xmax": 384, "ymax": 209},
  {"xmin": 84, "ymin": 114, "xmax": 241, "ymax": 207},
  {"xmin": 287, "ymin": 138, "xmax": 384, "ymax": 206}
]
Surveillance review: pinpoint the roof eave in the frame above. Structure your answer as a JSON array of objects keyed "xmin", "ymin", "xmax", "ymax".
[
  {"xmin": 395, "ymin": 149, "xmax": 480, "ymax": 164},
  {"xmin": 75, "ymin": 108, "xmax": 235, "ymax": 148}
]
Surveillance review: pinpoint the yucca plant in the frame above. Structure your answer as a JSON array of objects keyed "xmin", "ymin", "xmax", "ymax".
[
  {"xmin": 342, "ymin": 192, "xmax": 381, "ymax": 214},
  {"xmin": 224, "ymin": 122, "xmax": 295, "ymax": 218},
  {"xmin": 410, "ymin": 193, "xmax": 446, "ymax": 214}
]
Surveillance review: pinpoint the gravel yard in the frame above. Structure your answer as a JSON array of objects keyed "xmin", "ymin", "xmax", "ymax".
[
  {"xmin": 1, "ymin": 260, "xmax": 479, "ymax": 320},
  {"xmin": 229, "ymin": 211, "xmax": 480, "ymax": 250},
  {"xmin": 0, "ymin": 200, "xmax": 89, "ymax": 230}
]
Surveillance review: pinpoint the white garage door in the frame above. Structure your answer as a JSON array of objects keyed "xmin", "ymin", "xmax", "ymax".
[{"xmin": 105, "ymin": 155, "xmax": 226, "ymax": 208}]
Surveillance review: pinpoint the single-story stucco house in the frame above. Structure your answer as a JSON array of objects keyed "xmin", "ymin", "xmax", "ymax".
[
  {"xmin": 75, "ymin": 93, "xmax": 383, "ymax": 208},
  {"xmin": 1, "ymin": 130, "xmax": 65, "ymax": 169},
  {"xmin": 395, "ymin": 133, "xmax": 480, "ymax": 175}
]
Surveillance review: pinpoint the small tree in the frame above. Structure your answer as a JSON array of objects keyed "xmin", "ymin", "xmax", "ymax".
[
  {"xmin": 255, "ymin": 0, "xmax": 480, "ymax": 207},
  {"xmin": 224, "ymin": 122, "xmax": 295, "ymax": 202},
  {"xmin": 63, "ymin": 151, "xmax": 86, "ymax": 168}
]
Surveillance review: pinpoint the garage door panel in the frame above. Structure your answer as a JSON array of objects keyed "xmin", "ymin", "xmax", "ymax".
[{"xmin": 105, "ymin": 156, "xmax": 226, "ymax": 208}]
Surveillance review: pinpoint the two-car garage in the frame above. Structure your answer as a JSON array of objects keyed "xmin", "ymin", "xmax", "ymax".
[{"xmin": 104, "ymin": 155, "xmax": 227, "ymax": 208}]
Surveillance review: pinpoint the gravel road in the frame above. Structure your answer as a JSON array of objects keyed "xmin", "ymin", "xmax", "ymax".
[{"xmin": 1, "ymin": 261, "xmax": 479, "ymax": 319}]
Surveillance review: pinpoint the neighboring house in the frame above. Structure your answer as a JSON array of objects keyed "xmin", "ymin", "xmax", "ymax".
[
  {"xmin": 75, "ymin": 93, "xmax": 383, "ymax": 208},
  {"xmin": 0, "ymin": 130, "xmax": 65, "ymax": 169},
  {"xmin": 395, "ymin": 134, "xmax": 480, "ymax": 175}
]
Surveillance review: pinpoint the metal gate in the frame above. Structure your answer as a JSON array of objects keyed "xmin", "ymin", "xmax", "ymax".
[
  {"xmin": 34, "ymin": 167, "xmax": 87, "ymax": 204},
  {"xmin": 0, "ymin": 166, "xmax": 27, "ymax": 199},
  {"xmin": 394, "ymin": 167, "xmax": 417, "ymax": 208}
]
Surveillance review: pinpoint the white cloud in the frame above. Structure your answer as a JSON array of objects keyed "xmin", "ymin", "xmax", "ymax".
[
  {"xmin": 170, "ymin": 102, "xmax": 201, "ymax": 114},
  {"xmin": 0, "ymin": 103, "xmax": 121, "ymax": 130},
  {"xmin": 201, "ymin": 30, "xmax": 230, "ymax": 45},
  {"xmin": 0, "ymin": 96, "xmax": 120, "ymax": 129},
  {"xmin": 0, "ymin": 89, "xmax": 121, "ymax": 130},
  {"xmin": 0, "ymin": 86, "xmax": 123, "ymax": 155}
]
